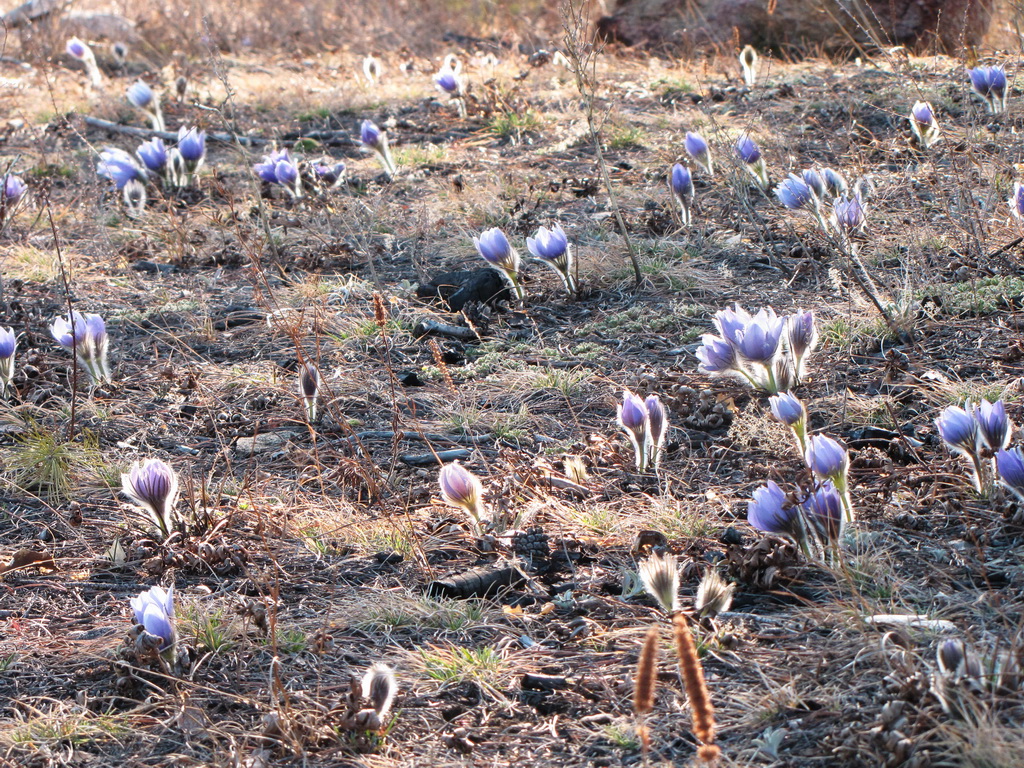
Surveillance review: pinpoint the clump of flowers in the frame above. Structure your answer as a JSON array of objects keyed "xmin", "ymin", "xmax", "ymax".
[
  {"xmin": 66, "ymin": 37, "xmax": 103, "ymax": 87},
  {"xmin": 685, "ymin": 132, "xmax": 713, "ymax": 175},
  {"xmin": 696, "ymin": 304, "xmax": 817, "ymax": 394},
  {"xmin": 474, "ymin": 227, "xmax": 523, "ymax": 300},
  {"xmin": 734, "ymin": 135, "xmax": 768, "ymax": 189},
  {"xmin": 938, "ymin": 399, "xmax": 1013, "ymax": 495},
  {"xmin": 360, "ymin": 120, "xmax": 397, "ymax": 179},
  {"xmin": 910, "ymin": 101, "xmax": 941, "ymax": 150},
  {"xmin": 254, "ymin": 149, "xmax": 303, "ymax": 199},
  {"xmin": 669, "ymin": 163, "xmax": 694, "ymax": 226},
  {"xmin": 130, "ymin": 586, "xmax": 177, "ymax": 663},
  {"xmin": 51, "ymin": 311, "xmax": 111, "ymax": 385},
  {"xmin": 617, "ymin": 389, "xmax": 669, "ymax": 472},
  {"xmin": 97, "ymin": 148, "xmax": 145, "ymax": 191},
  {"xmin": 126, "ymin": 81, "xmax": 165, "ymax": 131},
  {"xmin": 121, "ymin": 458, "xmax": 180, "ymax": 539},
  {"xmin": 968, "ymin": 65, "xmax": 1008, "ymax": 115},
  {"xmin": 439, "ymin": 461, "xmax": 487, "ymax": 533},
  {"xmin": 0, "ymin": 327, "xmax": 15, "ymax": 395},
  {"xmin": 527, "ymin": 223, "xmax": 576, "ymax": 296},
  {"xmin": 747, "ymin": 479, "xmax": 843, "ymax": 559}
]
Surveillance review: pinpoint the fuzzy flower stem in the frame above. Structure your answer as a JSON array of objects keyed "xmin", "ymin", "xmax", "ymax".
[{"xmin": 671, "ymin": 613, "xmax": 716, "ymax": 749}]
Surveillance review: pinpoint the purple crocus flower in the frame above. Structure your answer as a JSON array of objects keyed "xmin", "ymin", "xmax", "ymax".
[
  {"xmin": 996, "ymin": 447, "xmax": 1024, "ymax": 499},
  {"xmin": 696, "ymin": 334, "xmax": 736, "ymax": 374},
  {"xmin": 832, "ymin": 195, "xmax": 866, "ymax": 236},
  {"xmin": 669, "ymin": 163, "xmax": 694, "ymax": 224},
  {"xmin": 97, "ymin": 148, "xmax": 143, "ymax": 190},
  {"xmin": 734, "ymin": 308, "xmax": 785, "ymax": 364},
  {"xmin": 314, "ymin": 161, "xmax": 347, "ymax": 187},
  {"xmin": 802, "ymin": 481, "xmax": 843, "ymax": 541},
  {"xmin": 805, "ymin": 434, "xmax": 849, "ymax": 480},
  {"xmin": 714, "ymin": 304, "xmax": 751, "ymax": 347},
  {"xmin": 435, "ymin": 70, "xmax": 460, "ymax": 95},
  {"xmin": 787, "ymin": 309, "xmax": 817, "ymax": 380},
  {"xmin": 802, "ymin": 169, "xmax": 825, "ymax": 199},
  {"xmin": 3, "ymin": 175, "xmax": 27, "ymax": 205},
  {"xmin": 274, "ymin": 158, "xmax": 299, "ymax": 186},
  {"xmin": 126, "ymin": 80, "xmax": 154, "ymax": 109},
  {"xmin": 936, "ymin": 405, "xmax": 978, "ymax": 455},
  {"xmin": 769, "ymin": 392, "xmax": 805, "ymax": 426},
  {"xmin": 527, "ymin": 223, "xmax": 576, "ymax": 295},
  {"xmin": 910, "ymin": 101, "xmax": 940, "ymax": 149},
  {"xmin": 0, "ymin": 326, "xmax": 15, "ymax": 395},
  {"xmin": 645, "ymin": 394, "xmax": 668, "ymax": 468},
  {"xmin": 66, "ymin": 37, "xmax": 88, "ymax": 60},
  {"xmin": 748, "ymin": 481, "xmax": 800, "ymax": 536},
  {"xmin": 735, "ymin": 135, "xmax": 761, "ymax": 164},
  {"xmin": 122, "ymin": 458, "xmax": 180, "ymax": 538},
  {"xmin": 136, "ymin": 138, "xmax": 168, "ymax": 173},
  {"xmin": 130, "ymin": 585, "xmax": 176, "ymax": 653},
  {"xmin": 439, "ymin": 461, "xmax": 486, "ymax": 527},
  {"xmin": 474, "ymin": 228, "xmax": 523, "ymax": 298},
  {"xmin": 360, "ymin": 120, "xmax": 383, "ymax": 150},
  {"xmin": 176, "ymin": 126, "xmax": 206, "ymax": 166},
  {"xmin": 618, "ymin": 389, "xmax": 650, "ymax": 470},
  {"xmin": 974, "ymin": 400, "xmax": 1012, "ymax": 453},
  {"xmin": 685, "ymin": 131, "xmax": 713, "ymax": 175},
  {"xmin": 775, "ymin": 173, "xmax": 816, "ymax": 210}
]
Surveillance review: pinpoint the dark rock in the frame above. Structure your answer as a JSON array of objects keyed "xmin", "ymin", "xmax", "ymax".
[
  {"xmin": 132, "ymin": 260, "xmax": 176, "ymax": 275},
  {"xmin": 416, "ymin": 269, "xmax": 511, "ymax": 312}
]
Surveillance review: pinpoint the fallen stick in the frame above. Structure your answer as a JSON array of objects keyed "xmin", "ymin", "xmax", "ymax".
[
  {"xmin": 413, "ymin": 318, "xmax": 478, "ymax": 340},
  {"xmin": 400, "ymin": 448, "xmax": 472, "ymax": 466},
  {"xmin": 328, "ymin": 429, "xmax": 493, "ymax": 446},
  {"xmin": 83, "ymin": 115, "xmax": 270, "ymax": 146}
]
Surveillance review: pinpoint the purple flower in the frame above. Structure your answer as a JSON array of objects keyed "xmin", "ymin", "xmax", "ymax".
[
  {"xmin": 473, "ymin": 227, "xmax": 521, "ymax": 288},
  {"xmin": 696, "ymin": 334, "xmax": 736, "ymax": 374},
  {"xmin": 645, "ymin": 394, "xmax": 668, "ymax": 465},
  {"xmin": 3, "ymin": 175, "xmax": 27, "ymax": 207},
  {"xmin": 714, "ymin": 304, "xmax": 751, "ymax": 347},
  {"xmin": 769, "ymin": 392, "xmax": 805, "ymax": 426},
  {"xmin": 822, "ymin": 168, "xmax": 848, "ymax": 197},
  {"xmin": 805, "ymin": 434, "xmax": 849, "ymax": 480},
  {"xmin": 787, "ymin": 309, "xmax": 817, "ymax": 378},
  {"xmin": 126, "ymin": 80, "xmax": 154, "ymax": 109},
  {"xmin": 274, "ymin": 158, "xmax": 299, "ymax": 186},
  {"xmin": 735, "ymin": 135, "xmax": 761, "ymax": 164},
  {"xmin": 775, "ymin": 173, "xmax": 816, "ymax": 210},
  {"xmin": 130, "ymin": 585, "xmax": 176, "ymax": 652},
  {"xmin": 910, "ymin": 101, "xmax": 940, "ymax": 148},
  {"xmin": 974, "ymin": 400, "xmax": 1011, "ymax": 453},
  {"xmin": 136, "ymin": 138, "xmax": 168, "ymax": 173},
  {"xmin": 122, "ymin": 458, "xmax": 180, "ymax": 538},
  {"xmin": 734, "ymin": 308, "xmax": 785, "ymax": 364},
  {"xmin": 669, "ymin": 163, "xmax": 694, "ymax": 224},
  {"xmin": 66, "ymin": 37, "xmax": 88, "ymax": 60},
  {"xmin": 360, "ymin": 119, "xmax": 383, "ymax": 150},
  {"xmin": 997, "ymin": 447, "xmax": 1024, "ymax": 498},
  {"xmin": 439, "ymin": 462, "xmax": 485, "ymax": 525},
  {"xmin": 685, "ymin": 131, "xmax": 713, "ymax": 174},
  {"xmin": 936, "ymin": 405, "xmax": 978, "ymax": 454},
  {"xmin": 801, "ymin": 481, "xmax": 843, "ymax": 541},
  {"xmin": 832, "ymin": 195, "xmax": 865, "ymax": 235},
  {"xmin": 176, "ymin": 126, "xmax": 206, "ymax": 164},
  {"xmin": 435, "ymin": 70, "xmax": 460, "ymax": 95},
  {"xmin": 527, "ymin": 223, "xmax": 569, "ymax": 264},
  {"xmin": 315, "ymin": 161, "xmax": 347, "ymax": 187},
  {"xmin": 0, "ymin": 326, "xmax": 15, "ymax": 394},
  {"xmin": 618, "ymin": 389, "xmax": 650, "ymax": 470},
  {"xmin": 748, "ymin": 481, "xmax": 800, "ymax": 536},
  {"xmin": 97, "ymin": 148, "xmax": 143, "ymax": 190},
  {"xmin": 802, "ymin": 169, "xmax": 825, "ymax": 199}
]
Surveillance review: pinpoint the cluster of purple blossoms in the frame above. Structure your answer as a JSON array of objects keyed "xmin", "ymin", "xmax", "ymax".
[
  {"xmin": 474, "ymin": 224, "xmax": 579, "ymax": 300},
  {"xmin": 51, "ymin": 311, "xmax": 111, "ymax": 385},
  {"xmin": 617, "ymin": 389, "xmax": 669, "ymax": 472},
  {"xmin": 968, "ymin": 65, "xmax": 1008, "ymax": 115},
  {"xmin": 254, "ymin": 149, "xmax": 346, "ymax": 199},
  {"xmin": 130, "ymin": 585, "xmax": 177, "ymax": 662},
  {"xmin": 936, "ymin": 399, "xmax": 1016, "ymax": 495},
  {"xmin": 97, "ymin": 127, "xmax": 207, "ymax": 212},
  {"xmin": 696, "ymin": 304, "xmax": 818, "ymax": 394}
]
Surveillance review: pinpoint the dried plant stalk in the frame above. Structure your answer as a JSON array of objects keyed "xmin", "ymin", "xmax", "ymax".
[
  {"xmin": 672, "ymin": 613, "xmax": 717, "ymax": 749},
  {"xmin": 633, "ymin": 625, "xmax": 660, "ymax": 716}
]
